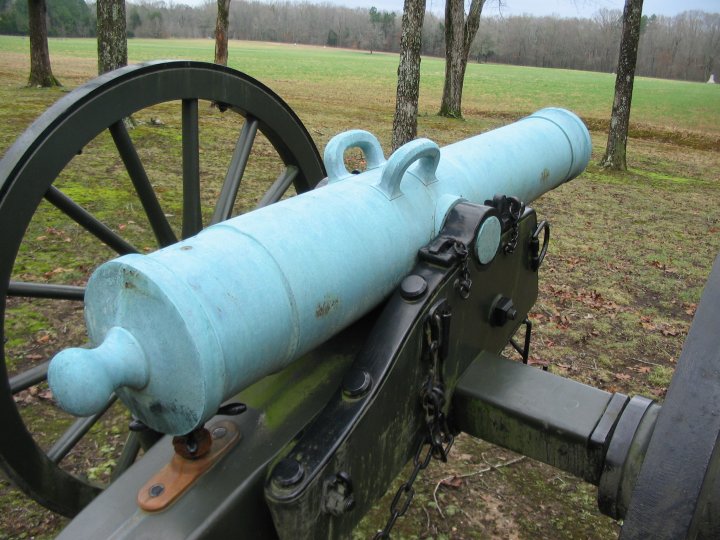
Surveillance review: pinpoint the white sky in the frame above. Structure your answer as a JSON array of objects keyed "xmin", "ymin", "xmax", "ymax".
[{"xmin": 169, "ymin": 0, "xmax": 720, "ymax": 18}]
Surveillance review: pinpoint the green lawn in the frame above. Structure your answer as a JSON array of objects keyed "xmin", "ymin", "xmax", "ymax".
[{"xmin": 1, "ymin": 36, "xmax": 719, "ymax": 138}]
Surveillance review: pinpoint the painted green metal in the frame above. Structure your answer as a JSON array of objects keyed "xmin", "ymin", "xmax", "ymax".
[
  {"xmin": 47, "ymin": 108, "xmax": 592, "ymax": 436},
  {"xmin": 453, "ymin": 351, "xmax": 618, "ymax": 483},
  {"xmin": 0, "ymin": 61, "xmax": 325, "ymax": 516}
]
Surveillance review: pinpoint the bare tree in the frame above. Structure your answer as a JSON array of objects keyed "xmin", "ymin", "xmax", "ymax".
[
  {"xmin": 27, "ymin": 0, "xmax": 60, "ymax": 87},
  {"xmin": 439, "ymin": 0, "xmax": 486, "ymax": 118},
  {"xmin": 600, "ymin": 0, "xmax": 643, "ymax": 170},
  {"xmin": 391, "ymin": 0, "xmax": 426, "ymax": 151},
  {"xmin": 215, "ymin": 0, "xmax": 230, "ymax": 65},
  {"xmin": 97, "ymin": 0, "xmax": 128, "ymax": 74}
]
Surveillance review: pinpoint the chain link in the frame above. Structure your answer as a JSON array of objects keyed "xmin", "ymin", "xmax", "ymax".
[
  {"xmin": 374, "ymin": 305, "xmax": 454, "ymax": 539},
  {"xmin": 503, "ymin": 198, "xmax": 525, "ymax": 255},
  {"xmin": 452, "ymin": 242, "xmax": 472, "ymax": 299}
]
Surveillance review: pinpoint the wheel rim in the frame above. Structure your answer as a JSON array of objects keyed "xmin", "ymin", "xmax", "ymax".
[{"xmin": 0, "ymin": 60, "xmax": 325, "ymax": 517}]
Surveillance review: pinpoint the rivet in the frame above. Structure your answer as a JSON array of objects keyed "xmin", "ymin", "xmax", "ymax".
[
  {"xmin": 149, "ymin": 483, "xmax": 165, "ymax": 498},
  {"xmin": 342, "ymin": 369, "xmax": 372, "ymax": 398},
  {"xmin": 272, "ymin": 458, "xmax": 305, "ymax": 488},
  {"xmin": 212, "ymin": 426, "xmax": 227, "ymax": 439},
  {"xmin": 400, "ymin": 275, "xmax": 427, "ymax": 300}
]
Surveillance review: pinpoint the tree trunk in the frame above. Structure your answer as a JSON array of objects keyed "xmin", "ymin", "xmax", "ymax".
[
  {"xmin": 27, "ymin": 0, "xmax": 60, "ymax": 87},
  {"xmin": 439, "ymin": 0, "xmax": 485, "ymax": 118},
  {"xmin": 97, "ymin": 0, "xmax": 127, "ymax": 75},
  {"xmin": 600, "ymin": 0, "xmax": 643, "ymax": 170},
  {"xmin": 214, "ymin": 0, "xmax": 231, "ymax": 65},
  {"xmin": 391, "ymin": 0, "xmax": 426, "ymax": 151}
]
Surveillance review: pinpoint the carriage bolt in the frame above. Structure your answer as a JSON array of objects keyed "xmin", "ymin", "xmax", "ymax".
[
  {"xmin": 148, "ymin": 483, "xmax": 165, "ymax": 498},
  {"xmin": 342, "ymin": 369, "xmax": 372, "ymax": 398},
  {"xmin": 400, "ymin": 275, "xmax": 427, "ymax": 300},
  {"xmin": 272, "ymin": 458, "xmax": 305, "ymax": 489}
]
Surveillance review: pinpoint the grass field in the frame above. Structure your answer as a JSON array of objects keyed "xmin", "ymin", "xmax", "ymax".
[{"xmin": 0, "ymin": 36, "xmax": 719, "ymax": 539}]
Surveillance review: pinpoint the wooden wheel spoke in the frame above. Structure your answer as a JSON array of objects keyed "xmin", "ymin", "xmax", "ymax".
[
  {"xmin": 182, "ymin": 98, "xmax": 202, "ymax": 239},
  {"xmin": 44, "ymin": 186, "xmax": 138, "ymax": 255},
  {"xmin": 109, "ymin": 122, "xmax": 178, "ymax": 248},
  {"xmin": 9, "ymin": 361, "xmax": 49, "ymax": 394},
  {"xmin": 210, "ymin": 117, "xmax": 259, "ymax": 225},
  {"xmin": 256, "ymin": 165, "xmax": 299, "ymax": 209},
  {"xmin": 46, "ymin": 396, "xmax": 116, "ymax": 464},
  {"xmin": 8, "ymin": 281, "xmax": 85, "ymax": 301}
]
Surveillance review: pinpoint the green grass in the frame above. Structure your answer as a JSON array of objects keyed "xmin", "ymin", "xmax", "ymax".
[{"xmin": 1, "ymin": 36, "xmax": 719, "ymax": 138}]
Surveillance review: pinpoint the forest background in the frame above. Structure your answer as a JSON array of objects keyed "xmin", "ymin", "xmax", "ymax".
[{"xmin": 0, "ymin": 0, "xmax": 717, "ymax": 83}]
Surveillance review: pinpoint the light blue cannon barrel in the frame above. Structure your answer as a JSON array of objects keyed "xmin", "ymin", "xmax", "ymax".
[{"xmin": 48, "ymin": 108, "xmax": 591, "ymax": 435}]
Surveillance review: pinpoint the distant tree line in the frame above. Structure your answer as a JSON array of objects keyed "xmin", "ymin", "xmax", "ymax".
[
  {"xmin": 0, "ymin": 0, "xmax": 717, "ymax": 82},
  {"xmin": 472, "ymin": 10, "xmax": 719, "ymax": 82},
  {"xmin": 0, "ymin": 0, "xmax": 94, "ymax": 36}
]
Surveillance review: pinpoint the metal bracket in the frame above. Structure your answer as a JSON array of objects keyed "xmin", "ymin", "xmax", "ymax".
[
  {"xmin": 137, "ymin": 420, "xmax": 240, "ymax": 512},
  {"xmin": 529, "ymin": 220, "xmax": 550, "ymax": 271}
]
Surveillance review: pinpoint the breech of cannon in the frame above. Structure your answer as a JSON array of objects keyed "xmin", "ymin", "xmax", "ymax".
[{"xmin": 47, "ymin": 108, "xmax": 591, "ymax": 435}]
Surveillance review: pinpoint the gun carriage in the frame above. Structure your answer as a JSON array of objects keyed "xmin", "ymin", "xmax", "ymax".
[{"xmin": 1, "ymin": 61, "xmax": 718, "ymax": 539}]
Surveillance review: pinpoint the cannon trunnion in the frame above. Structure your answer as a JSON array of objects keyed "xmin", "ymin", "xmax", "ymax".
[{"xmin": 2, "ymin": 61, "xmax": 720, "ymax": 539}]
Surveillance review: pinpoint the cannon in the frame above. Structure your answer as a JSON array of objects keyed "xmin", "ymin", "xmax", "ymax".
[{"xmin": 1, "ymin": 61, "xmax": 719, "ymax": 539}]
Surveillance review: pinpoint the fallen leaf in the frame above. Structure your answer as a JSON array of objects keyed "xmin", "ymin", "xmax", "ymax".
[
  {"xmin": 440, "ymin": 476, "xmax": 464, "ymax": 489},
  {"xmin": 640, "ymin": 321, "xmax": 657, "ymax": 331},
  {"xmin": 528, "ymin": 356, "xmax": 548, "ymax": 367},
  {"xmin": 629, "ymin": 365, "xmax": 652, "ymax": 374}
]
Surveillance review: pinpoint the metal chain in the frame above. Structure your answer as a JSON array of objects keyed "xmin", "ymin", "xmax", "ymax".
[
  {"xmin": 372, "ymin": 439, "xmax": 434, "ymax": 539},
  {"xmin": 452, "ymin": 242, "xmax": 472, "ymax": 299},
  {"xmin": 374, "ymin": 307, "xmax": 454, "ymax": 539},
  {"xmin": 503, "ymin": 198, "xmax": 525, "ymax": 254}
]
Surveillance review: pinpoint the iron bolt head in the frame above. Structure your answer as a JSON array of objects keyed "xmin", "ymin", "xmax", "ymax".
[
  {"xmin": 490, "ymin": 295, "xmax": 517, "ymax": 327},
  {"xmin": 272, "ymin": 458, "xmax": 305, "ymax": 488},
  {"xmin": 148, "ymin": 483, "xmax": 165, "ymax": 498},
  {"xmin": 342, "ymin": 369, "xmax": 372, "ymax": 398},
  {"xmin": 400, "ymin": 274, "xmax": 428, "ymax": 300},
  {"xmin": 212, "ymin": 426, "xmax": 227, "ymax": 439}
]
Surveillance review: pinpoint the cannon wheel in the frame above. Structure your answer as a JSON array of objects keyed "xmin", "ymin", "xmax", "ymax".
[
  {"xmin": 620, "ymin": 254, "xmax": 720, "ymax": 539},
  {"xmin": 0, "ymin": 61, "xmax": 325, "ymax": 517}
]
